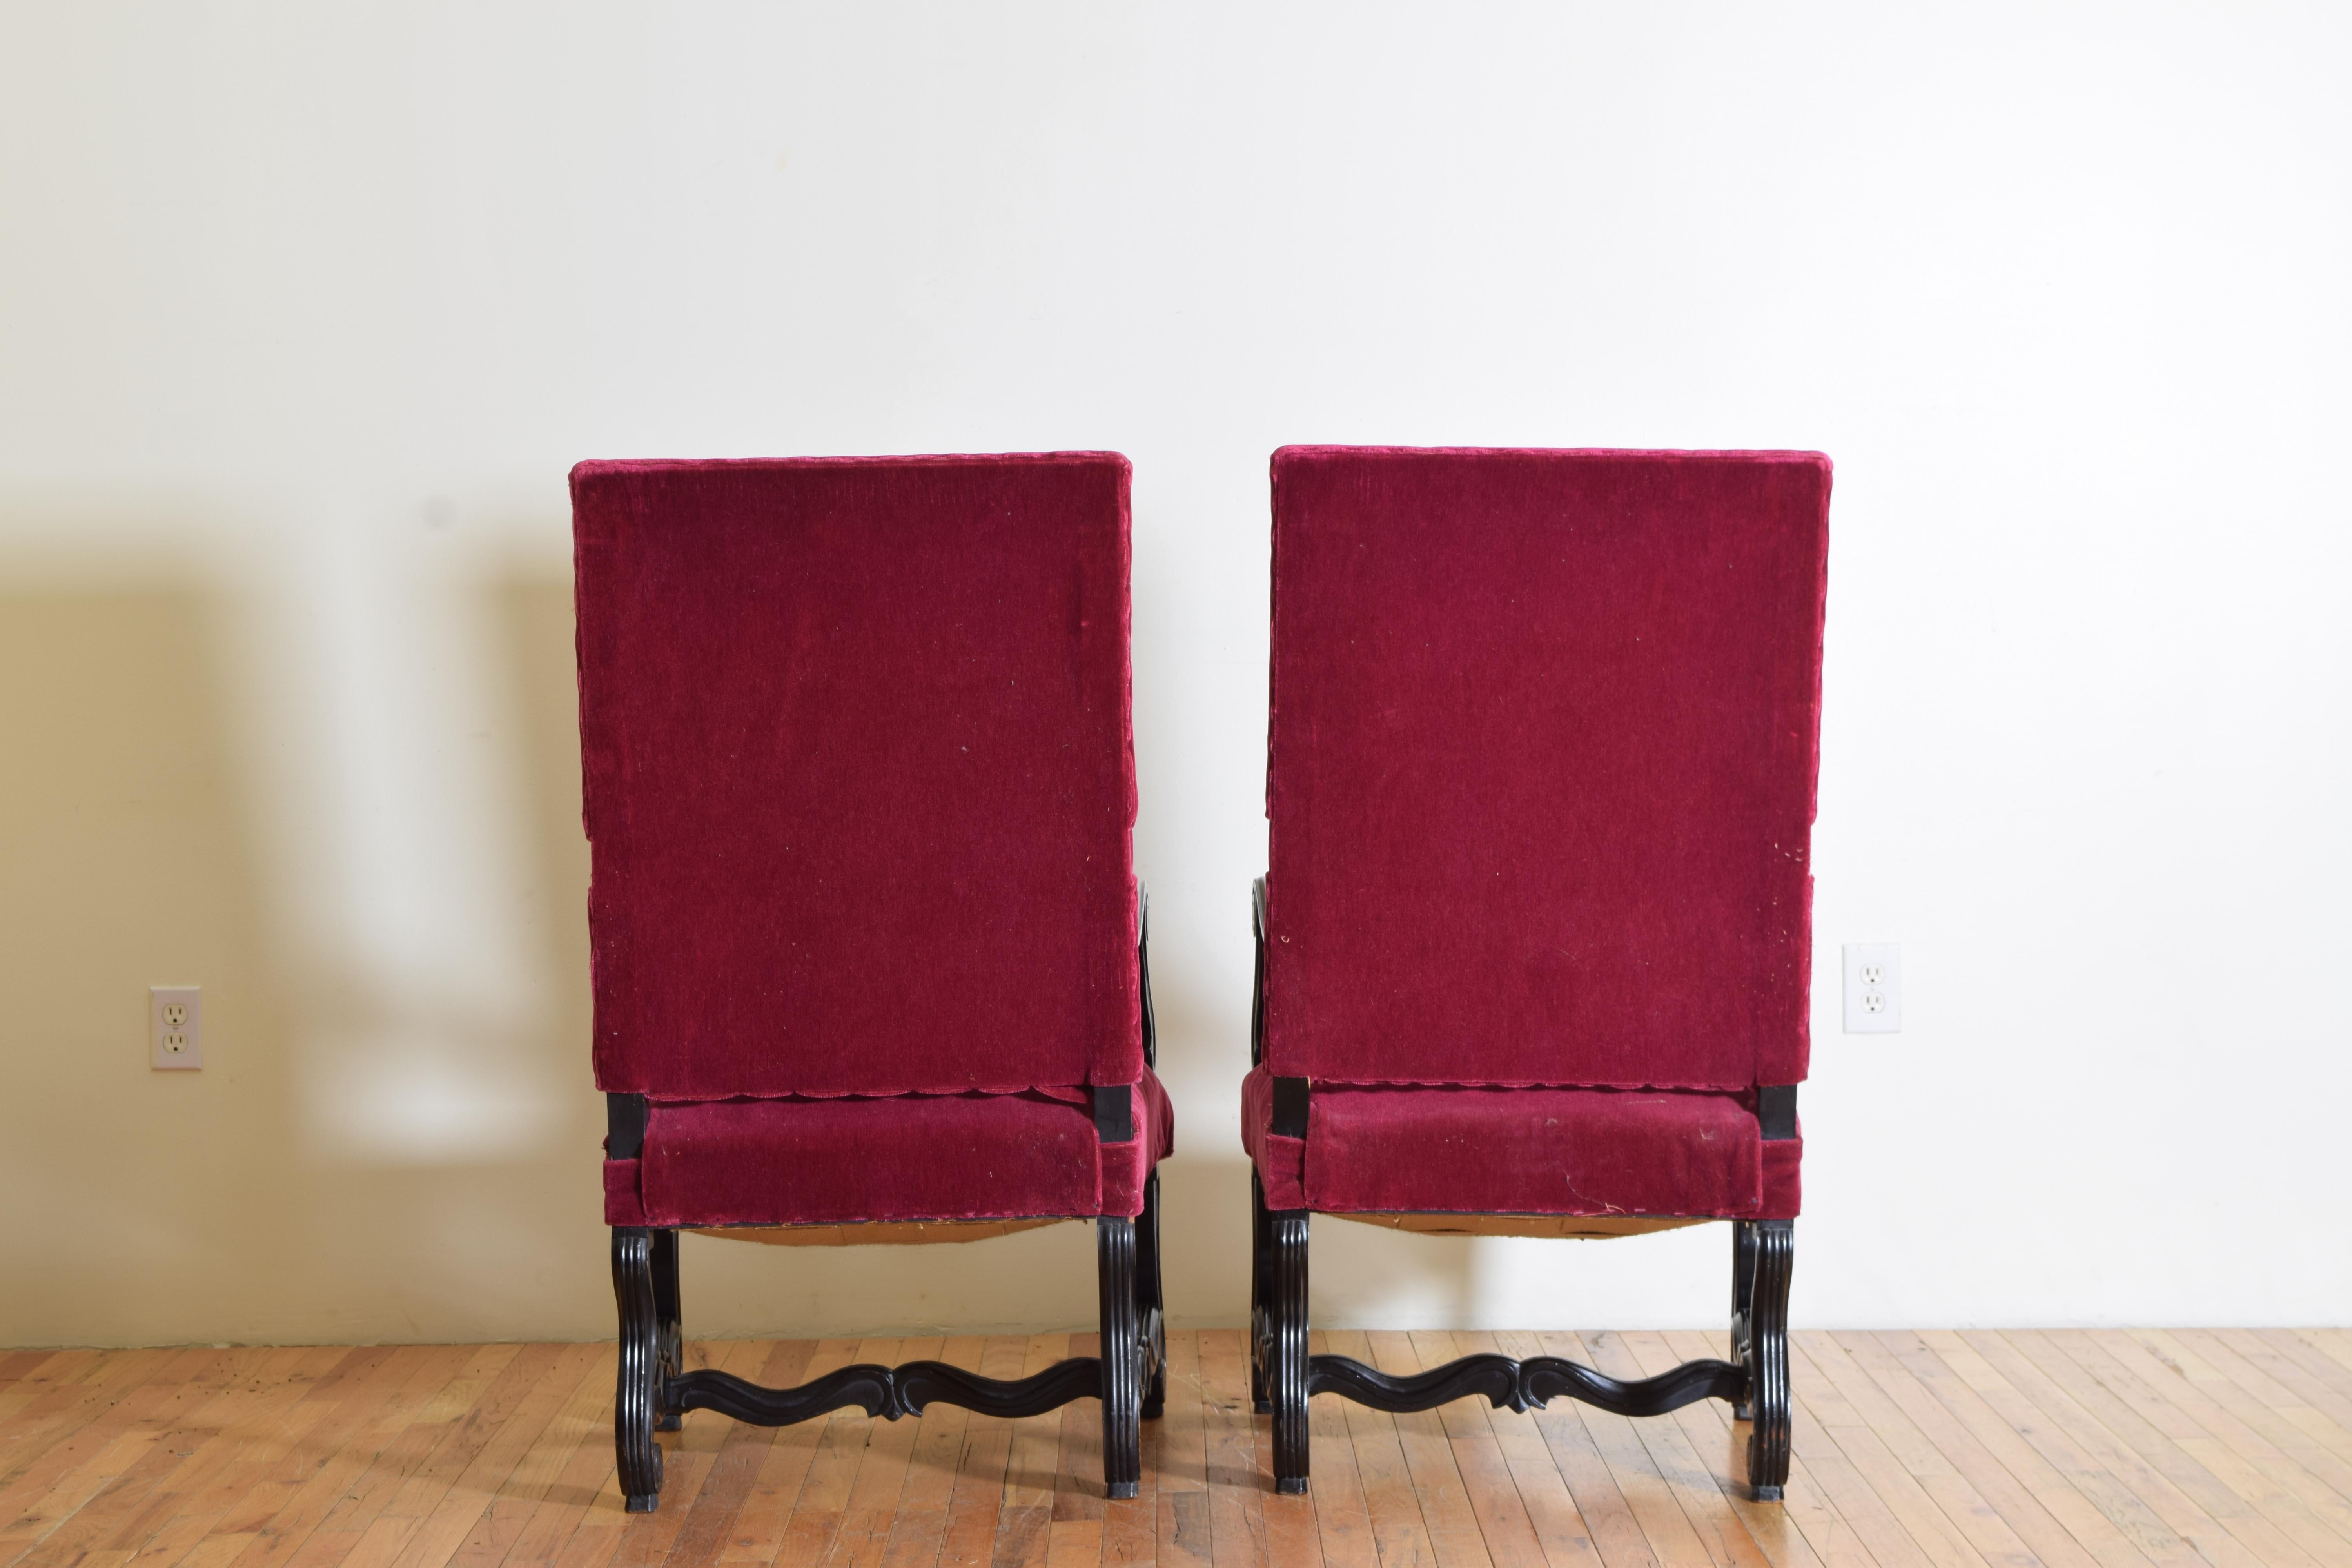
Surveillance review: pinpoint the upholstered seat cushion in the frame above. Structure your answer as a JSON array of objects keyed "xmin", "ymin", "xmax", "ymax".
[
  {"xmin": 1241, "ymin": 1065, "xmax": 1797, "ymax": 1220},
  {"xmin": 605, "ymin": 1070, "xmax": 1174, "ymax": 1229}
]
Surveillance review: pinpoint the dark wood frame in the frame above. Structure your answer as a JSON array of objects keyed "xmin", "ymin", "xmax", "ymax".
[
  {"xmin": 608, "ymin": 897, "xmax": 1168, "ymax": 1513},
  {"xmin": 1244, "ymin": 879, "xmax": 1795, "ymax": 1501}
]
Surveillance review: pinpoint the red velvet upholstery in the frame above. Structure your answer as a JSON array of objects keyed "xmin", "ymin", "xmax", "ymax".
[
  {"xmin": 574, "ymin": 454, "xmax": 1164, "ymax": 1229},
  {"xmin": 1265, "ymin": 447, "xmax": 1828, "ymax": 1093},
  {"xmin": 573, "ymin": 454, "xmax": 1140, "ymax": 1101},
  {"xmin": 1251, "ymin": 447, "xmax": 1827, "ymax": 1220},
  {"xmin": 1240, "ymin": 1065, "xmax": 1797, "ymax": 1220},
  {"xmin": 605, "ymin": 1072, "xmax": 1175, "ymax": 1228}
]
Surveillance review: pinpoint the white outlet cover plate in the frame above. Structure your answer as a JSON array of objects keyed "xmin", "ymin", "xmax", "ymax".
[
  {"xmin": 151, "ymin": 985, "xmax": 202, "ymax": 1069},
  {"xmin": 1841, "ymin": 944, "xmax": 1902, "ymax": 1034}
]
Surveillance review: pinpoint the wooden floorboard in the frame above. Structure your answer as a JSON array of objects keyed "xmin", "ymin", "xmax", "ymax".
[{"xmin": 0, "ymin": 1334, "xmax": 2344, "ymax": 1568}]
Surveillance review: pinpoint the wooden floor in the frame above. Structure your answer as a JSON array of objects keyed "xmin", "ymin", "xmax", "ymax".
[{"xmin": 5, "ymin": 1329, "xmax": 2351, "ymax": 1568}]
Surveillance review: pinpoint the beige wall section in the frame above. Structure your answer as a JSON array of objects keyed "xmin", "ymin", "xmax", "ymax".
[{"xmin": 0, "ymin": 560, "xmax": 599, "ymax": 1345}]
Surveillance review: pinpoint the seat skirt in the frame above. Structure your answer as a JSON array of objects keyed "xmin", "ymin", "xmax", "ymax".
[
  {"xmin": 1241, "ymin": 1065, "xmax": 1797, "ymax": 1220},
  {"xmin": 604, "ymin": 1070, "xmax": 1173, "ymax": 1229}
]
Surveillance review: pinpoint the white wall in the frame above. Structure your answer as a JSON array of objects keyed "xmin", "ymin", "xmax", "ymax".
[{"xmin": 1, "ymin": 2, "xmax": 2346, "ymax": 1347}]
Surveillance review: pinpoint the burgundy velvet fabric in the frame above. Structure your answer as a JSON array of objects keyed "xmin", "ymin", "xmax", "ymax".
[
  {"xmin": 1241, "ymin": 1065, "xmax": 1797, "ymax": 1220},
  {"xmin": 611, "ymin": 1071, "xmax": 1174, "ymax": 1227},
  {"xmin": 604, "ymin": 1159, "xmax": 647, "ymax": 1227},
  {"xmin": 1264, "ymin": 447, "xmax": 1829, "ymax": 1093},
  {"xmin": 572, "ymin": 454, "xmax": 1140, "ymax": 1100},
  {"xmin": 1761, "ymin": 1138, "xmax": 1801, "ymax": 1221}
]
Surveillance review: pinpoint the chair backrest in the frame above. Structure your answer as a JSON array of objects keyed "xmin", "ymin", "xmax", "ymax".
[
  {"xmin": 1264, "ymin": 447, "xmax": 1829, "ymax": 1093},
  {"xmin": 573, "ymin": 454, "xmax": 1139, "ymax": 1100}
]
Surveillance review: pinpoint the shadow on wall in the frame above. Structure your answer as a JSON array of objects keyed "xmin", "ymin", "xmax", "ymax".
[
  {"xmin": 0, "ymin": 564, "xmax": 608, "ymax": 1346},
  {"xmin": 0, "ymin": 580, "xmax": 298, "ymax": 1342}
]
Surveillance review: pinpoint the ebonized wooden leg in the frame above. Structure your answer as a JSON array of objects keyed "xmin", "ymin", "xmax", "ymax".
[
  {"xmin": 1268, "ymin": 1203, "xmax": 1311, "ymax": 1495},
  {"xmin": 631, "ymin": 1220, "xmax": 1122, "ymax": 1484},
  {"xmin": 1289, "ymin": 1217, "xmax": 1748, "ymax": 1474},
  {"xmin": 1138, "ymin": 1171, "xmax": 1167, "ymax": 1421},
  {"xmin": 1263, "ymin": 1209, "xmax": 1786, "ymax": 1503},
  {"xmin": 1730, "ymin": 1220, "xmax": 1757, "ymax": 1420},
  {"xmin": 1743, "ymin": 1220, "xmax": 1794, "ymax": 1501},
  {"xmin": 611, "ymin": 1227, "xmax": 664, "ymax": 1512},
  {"xmin": 617, "ymin": 1192, "xmax": 1174, "ymax": 1509},
  {"xmin": 1249, "ymin": 1172, "xmax": 1272, "ymax": 1414},
  {"xmin": 1097, "ymin": 1216, "xmax": 1143, "ymax": 1499},
  {"xmin": 651, "ymin": 1228, "xmax": 682, "ymax": 1432}
]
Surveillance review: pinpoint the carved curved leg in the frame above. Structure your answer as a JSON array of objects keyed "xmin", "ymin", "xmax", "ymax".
[
  {"xmin": 1250, "ymin": 1172, "xmax": 1272, "ymax": 1414},
  {"xmin": 1138, "ymin": 1172, "xmax": 1167, "ymax": 1421},
  {"xmin": 1269, "ymin": 1205, "xmax": 1310, "ymax": 1495},
  {"xmin": 652, "ymin": 1229, "xmax": 682, "ymax": 1432},
  {"xmin": 1730, "ymin": 1220, "xmax": 1757, "ymax": 1421},
  {"xmin": 1098, "ymin": 1216, "xmax": 1142, "ymax": 1500},
  {"xmin": 1744, "ymin": 1220, "xmax": 1793, "ymax": 1501},
  {"xmin": 611, "ymin": 1227, "xmax": 664, "ymax": 1512}
]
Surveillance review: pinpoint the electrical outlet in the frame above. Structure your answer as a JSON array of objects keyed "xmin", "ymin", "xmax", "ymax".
[
  {"xmin": 151, "ymin": 986, "xmax": 202, "ymax": 1069},
  {"xmin": 1841, "ymin": 945, "xmax": 1901, "ymax": 1034}
]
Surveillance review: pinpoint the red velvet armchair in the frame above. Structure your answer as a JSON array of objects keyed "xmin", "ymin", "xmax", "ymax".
[
  {"xmin": 573, "ymin": 454, "xmax": 1172, "ymax": 1510},
  {"xmin": 1242, "ymin": 447, "xmax": 1830, "ymax": 1500}
]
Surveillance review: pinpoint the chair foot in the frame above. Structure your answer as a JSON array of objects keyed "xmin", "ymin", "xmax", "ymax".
[
  {"xmin": 611, "ymin": 1227, "xmax": 666, "ymax": 1512},
  {"xmin": 1740, "ymin": 1220, "xmax": 1794, "ymax": 1501},
  {"xmin": 1098, "ymin": 1215, "xmax": 1143, "ymax": 1499},
  {"xmin": 1260, "ymin": 1180, "xmax": 1311, "ymax": 1494}
]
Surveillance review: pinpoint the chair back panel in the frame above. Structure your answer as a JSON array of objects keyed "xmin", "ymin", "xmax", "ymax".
[
  {"xmin": 574, "ymin": 454, "xmax": 1138, "ymax": 1099},
  {"xmin": 1265, "ymin": 447, "xmax": 1828, "ymax": 1091}
]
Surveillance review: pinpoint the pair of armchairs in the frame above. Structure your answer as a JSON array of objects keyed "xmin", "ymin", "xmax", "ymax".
[{"xmin": 576, "ymin": 447, "xmax": 1828, "ymax": 1511}]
